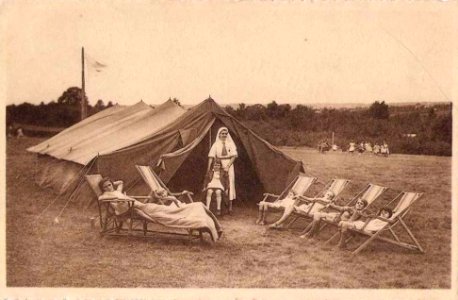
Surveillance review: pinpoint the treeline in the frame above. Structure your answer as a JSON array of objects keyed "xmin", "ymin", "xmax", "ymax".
[
  {"xmin": 6, "ymin": 86, "xmax": 452, "ymax": 156},
  {"xmin": 225, "ymin": 101, "xmax": 452, "ymax": 156},
  {"xmin": 6, "ymin": 87, "xmax": 114, "ymax": 128}
]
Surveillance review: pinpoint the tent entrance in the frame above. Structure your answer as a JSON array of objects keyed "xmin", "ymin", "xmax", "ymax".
[{"xmin": 166, "ymin": 121, "xmax": 264, "ymax": 206}]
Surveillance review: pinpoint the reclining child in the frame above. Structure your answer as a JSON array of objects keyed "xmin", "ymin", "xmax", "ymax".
[
  {"xmin": 265, "ymin": 190, "xmax": 336, "ymax": 229},
  {"xmin": 334, "ymin": 207, "xmax": 393, "ymax": 249},
  {"xmin": 300, "ymin": 197, "xmax": 369, "ymax": 241},
  {"xmin": 256, "ymin": 190, "xmax": 299, "ymax": 226}
]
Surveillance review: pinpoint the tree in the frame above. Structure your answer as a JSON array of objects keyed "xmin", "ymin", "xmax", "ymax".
[
  {"xmin": 432, "ymin": 112, "xmax": 452, "ymax": 143},
  {"xmin": 236, "ymin": 103, "xmax": 247, "ymax": 119},
  {"xmin": 57, "ymin": 87, "xmax": 87, "ymax": 106},
  {"xmin": 95, "ymin": 99, "xmax": 105, "ymax": 110},
  {"xmin": 368, "ymin": 101, "xmax": 389, "ymax": 119},
  {"xmin": 225, "ymin": 105, "xmax": 237, "ymax": 117},
  {"xmin": 266, "ymin": 101, "xmax": 279, "ymax": 118},
  {"xmin": 288, "ymin": 104, "xmax": 315, "ymax": 130},
  {"xmin": 169, "ymin": 97, "xmax": 182, "ymax": 107},
  {"xmin": 245, "ymin": 104, "xmax": 266, "ymax": 121}
]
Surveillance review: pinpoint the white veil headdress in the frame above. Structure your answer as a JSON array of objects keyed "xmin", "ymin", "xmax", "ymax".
[{"xmin": 213, "ymin": 127, "xmax": 237, "ymax": 157}]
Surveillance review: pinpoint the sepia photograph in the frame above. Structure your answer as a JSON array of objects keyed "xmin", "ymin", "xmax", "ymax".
[{"xmin": 2, "ymin": 1, "xmax": 457, "ymax": 299}]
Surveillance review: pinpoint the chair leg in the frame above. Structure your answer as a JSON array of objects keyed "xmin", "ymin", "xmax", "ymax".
[
  {"xmin": 115, "ymin": 220, "xmax": 123, "ymax": 233},
  {"xmin": 143, "ymin": 221, "xmax": 147, "ymax": 236},
  {"xmin": 325, "ymin": 232, "xmax": 340, "ymax": 245},
  {"xmin": 398, "ymin": 218, "xmax": 425, "ymax": 253},
  {"xmin": 285, "ymin": 216, "xmax": 298, "ymax": 229},
  {"xmin": 352, "ymin": 231, "xmax": 381, "ymax": 255},
  {"xmin": 300, "ymin": 222, "xmax": 313, "ymax": 235},
  {"xmin": 128, "ymin": 219, "xmax": 133, "ymax": 235}
]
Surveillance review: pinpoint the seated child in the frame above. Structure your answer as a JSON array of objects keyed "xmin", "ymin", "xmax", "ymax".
[
  {"xmin": 340, "ymin": 207, "xmax": 393, "ymax": 232},
  {"xmin": 335, "ymin": 207, "xmax": 393, "ymax": 249},
  {"xmin": 256, "ymin": 190, "xmax": 299, "ymax": 226},
  {"xmin": 300, "ymin": 197, "xmax": 368, "ymax": 239},
  {"xmin": 266, "ymin": 190, "xmax": 336, "ymax": 229},
  {"xmin": 153, "ymin": 188, "xmax": 183, "ymax": 207},
  {"xmin": 203, "ymin": 161, "xmax": 228, "ymax": 216}
]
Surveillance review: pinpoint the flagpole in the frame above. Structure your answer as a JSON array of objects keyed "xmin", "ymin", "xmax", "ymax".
[{"xmin": 81, "ymin": 47, "xmax": 87, "ymax": 120}]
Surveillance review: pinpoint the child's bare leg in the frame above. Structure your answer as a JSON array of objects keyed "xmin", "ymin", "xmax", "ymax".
[
  {"xmin": 269, "ymin": 205, "xmax": 294, "ymax": 228},
  {"xmin": 337, "ymin": 224, "xmax": 350, "ymax": 249},
  {"xmin": 206, "ymin": 189, "xmax": 214, "ymax": 209},
  {"xmin": 257, "ymin": 203, "xmax": 267, "ymax": 225},
  {"xmin": 215, "ymin": 190, "xmax": 222, "ymax": 214},
  {"xmin": 300, "ymin": 213, "xmax": 323, "ymax": 238},
  {"xmin": 256, "ymin": 203, "xmax": 264, "ymax": 224}
]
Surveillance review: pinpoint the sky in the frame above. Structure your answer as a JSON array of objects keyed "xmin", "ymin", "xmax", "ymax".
[{"xmin": 2, "ymin": 1, "xmax": 457, "ymax": 106}]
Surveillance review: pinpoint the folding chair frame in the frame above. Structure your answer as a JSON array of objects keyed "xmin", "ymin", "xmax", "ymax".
[
  {"xmin": 85, "ymin": 174, "xmax": 208, "ymax": 242},
  {"xmin": 286, "ymin": 178, "xmax": 351, "ymax": 228},
  {"xmin": 135, "ymin": 165, "xmax": 194, "ymax": 204},
  {"xmin": 325, "ymin": 192, "xmax": 425, "ymax": 254},
  {"xmin": 301, "ymin": 183, "xmax": 388, "ymax": 237},
  {"xmin": 258, "ymin": 173, "xmax": 317, "ymax": 222}
]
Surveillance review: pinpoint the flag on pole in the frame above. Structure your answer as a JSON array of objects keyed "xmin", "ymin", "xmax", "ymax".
[{"xmin": 85, "ymin": 53, "xmax": 108, "ymax": 73}]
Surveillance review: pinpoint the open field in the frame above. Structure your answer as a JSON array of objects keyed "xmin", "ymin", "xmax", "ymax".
[{"xmin": 6, "ymin": 137, "xmax": 451, "ymax": 288}]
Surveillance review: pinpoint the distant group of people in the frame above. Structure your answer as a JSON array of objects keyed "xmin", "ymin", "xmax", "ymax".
[
  {"xmin": 7, "ymin": 125, "xmax": 24, "ymax": 138},
  {"xmin": 318, "ymin": 139, "xmax": 390, "ymax": 156},
  {"xmin": 348, "ymin": 141, "xmax": 389, "ymax": 156}
]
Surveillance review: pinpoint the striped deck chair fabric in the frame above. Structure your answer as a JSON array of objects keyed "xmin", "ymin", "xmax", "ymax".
[
  {"xmin": 289, "ymin": 175, "xmax": 317, "ymax": 197},
  {"xmin": 326, "ymin": 179, "xmax": 350, "ymax": 198},
  {"xmin": 329, "ymin": 191, "xmax": 424, "ymax": 254},
  {"xmin": 358, "ymin": 183, "xmax": 387, "ymax": 207},
  {"xmin": 259, "ymin": 173, "xmax": 317, "ymax": 211},
  {"xmin": 286, "ymin": 178, "xmax": 350, "ymax": 228}
]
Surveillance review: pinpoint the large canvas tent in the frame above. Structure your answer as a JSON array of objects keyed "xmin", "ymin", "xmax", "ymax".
[
  {"xmin": 28, "ymin": 100, "xmax": 186, "ymax": 194},
  {"xmin": 80, "ymin": 98, "xmax": 305, "ymax": 206}
]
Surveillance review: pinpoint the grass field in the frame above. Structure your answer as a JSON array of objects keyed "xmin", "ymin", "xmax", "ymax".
[{"xmin": 6, "ymin": 137, "xmax": 451, "ymax": 288}]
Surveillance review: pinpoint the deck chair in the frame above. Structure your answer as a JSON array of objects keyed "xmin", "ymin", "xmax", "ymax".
[
  {"xmin": 286, "ymin": 178, "xmax": 351, "ymax": 228},
  {"xmin": 135, "ymin": 165, "xmax": 194, "ymax": 204},
  {"xmin": 301, "ymin": 183, "xmax": 388, "ymax": 236},
  {"xmin": 258, "ymin": 173, "xmax": 317, "ymax": 222},
  {"xmin": 85, "ymin": 174, "xmax": 208, "ymax": 241},
  {"xmin": 85, "ymin": 174, "xmax": 148, "ymax": 235},
  {"xmin": 327, "ymin": 191, "xmax": 424, "ymax": 254}
]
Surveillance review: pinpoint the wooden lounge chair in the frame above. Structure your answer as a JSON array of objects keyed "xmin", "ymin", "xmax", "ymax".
[
  {"xmin": 85, "ymin": 174, "xmax": 209, "ymax": 241},
  {"xmin": 286, "ymin": 178, "xmax": 351, "ymax": 228},
  {"xmin": 326, "ymin": 191, "xmax": 425, "ymax": 254},
  {"xmin": 86, "ymin": 174, "xmax": 148, "ymax": 235},
  {"xmin": 258, "ymin": 173, "xmax": 317, "ymax": 222},
  {"xmin": 301, "ymin": 183, "xmax": 387, "ymax": 236},
  {"xmin": 135, "ymin": 165, "xmax": 194, "ymax": 204}
]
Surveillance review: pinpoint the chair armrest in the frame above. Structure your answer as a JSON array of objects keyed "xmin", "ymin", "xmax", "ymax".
[
  {"xmin": 375, "ymin": 216, "xmax": 396, "ymax": 224},
  {"xmin": 295, "ymin": 195, "xmax": 314, "ymax": 204},
  {"xmin": 314, "ymin": 199, "xmax": 331, "ymax": 205},
  {"xmin": 131, "ymin": 196, "xmax": 150, "ymax": 199},
  {"xmin": 264, "ymin": 193, "xmax": 279, "ymax": 197},
  {"xmin": 295, "ymin": 197, "xmax": 310, "ymax": 204},
  {"xmin": 262, "ymin": 193, "xmax": 280, "ymax": 202},
  {"xmin": 170, "ymin": 191, "xmax": 194, "ymax": 197},
  {"xmin": 99, "ymin": 199, "xmax": 134, "ymax": 204}
]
